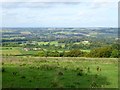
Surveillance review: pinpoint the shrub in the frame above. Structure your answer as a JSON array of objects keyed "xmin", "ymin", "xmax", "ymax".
[
  {"xmin": 35, "ymin": 51, "xmax": 45, "ymax": 57},
  {"xmin": 89, "ymin": 46, "xmax": 113, "ymax": 58},
  {"xmin": 111, "ymin": 49, "xmax": 119, "ymax": 58},
  {"xmin": 77, "ymin": 69, "xmax": 84, "ymax": 76}
]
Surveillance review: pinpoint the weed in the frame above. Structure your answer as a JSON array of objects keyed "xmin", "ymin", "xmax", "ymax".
[
  {"xmin": 97, "ymin": 66, "xmax": 101, "ymax": 71},
  {"xmin": 90, "ymin": 81, "xmax": 99, "ymax": 88},
  {"xmin": 64, "ymin": 67, "xmax": 67, "ymax": 70},
  {"xmin": 77, "ymin": 69, "xmax": 84, "ymax": 76},
  {"xmin": 51, "ymin": 78, "xmax": 59, "ymax": 87},
  {"xmin": 87, "ymin": 67, "xmax": 90, "ymax": 73},
  {"xmin": 74, "ymin": 81, "xmax": 80, "ymax": 85},
  {"xmin": 76, "ymin": 67, "xmax": 79, "ymax": 71},
  {"xmin": 2, "ymin": 67, "xmax": 5, "ymax": 72},
  {"xmin": 67, "ymin": 84, "xmax": 76, "ymax": 88},
  {"xmin": 2, "ymin": 62, "xmax": 4, "ymax": 65},
  {"xmin": 95, "ymin": 74, "xmax": 98, "ymax": 78},
  {"xmin": 29, "ymin": 80, "xmax": 32, "ymax": 82},
  {"xmin": 58, "ymin": 71, "xmax": 64, "ymax": 76},
  {"xmin": 20, "ymin": 63, "xmax": 26, "ymax": 67},
  {"xmin": 29, "ymin": 66, "xmax": 35, "ymax": 69},
  {"xmin": 12, "ymin": 72, "xmax": 17, "ymax": 75},
  {"xmin": 22, "ymin": 63, "xmax": 26, "ymax": 66},
  {"xmin": 37, "ymin": 67, "xmax": 40, "ymax": 69},
  {"xmin": 21, "ymin": 76, "xmax": 26, "ymax": 79}
]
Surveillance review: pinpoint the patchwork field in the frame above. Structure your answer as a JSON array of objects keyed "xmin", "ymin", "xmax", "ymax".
[{"xmin": 2, "ymin": 57, "xmax": 118, "ymax": 88}]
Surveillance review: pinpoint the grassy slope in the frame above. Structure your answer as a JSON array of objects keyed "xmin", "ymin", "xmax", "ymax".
[{"xmin": 2, "ymin": 57, "xmax": 118, "ymax": 88}]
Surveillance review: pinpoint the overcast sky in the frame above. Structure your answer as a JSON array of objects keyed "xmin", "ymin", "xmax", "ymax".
[{"xmin": 1, "ymin": 1, "xmax": 118, "ymax": 27}]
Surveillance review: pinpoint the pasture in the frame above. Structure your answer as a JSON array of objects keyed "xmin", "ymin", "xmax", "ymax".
[
  {"xmin": 2, "ymin": 57, "xmax": 118, "ymax": 88},
  {"xmin": 1, "ymin": 47, "xmax": 21, "ymax": 56}
]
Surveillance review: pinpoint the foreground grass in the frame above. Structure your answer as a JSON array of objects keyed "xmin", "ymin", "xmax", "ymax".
[{"xmin": 2, "ymin": 57, "xmax": 118, "ymax": 88}]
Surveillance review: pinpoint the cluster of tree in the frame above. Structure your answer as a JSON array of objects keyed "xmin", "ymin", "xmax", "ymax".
[
  {"xmin": 58, "ymin": 38, "xmax": 81, "ymax": 44},
  {"xmin": 87, "ymin": 46, "xmax": 119, "ymax": 58},
  {"xmin": 2, "ymin": 42, "xmax": 21, "ymax": 47},
  {"xmin": 63, "ymin": 50, "xmax": 84, "ymax": 57},
  {"xmin": 2, "ymin": 39, "xmax": 27, "ymax": 42}
]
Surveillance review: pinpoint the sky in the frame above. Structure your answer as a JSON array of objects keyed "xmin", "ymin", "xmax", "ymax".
[{"xmin": 1, "ymin": 0, "xmax": 118, "ymax": 27}]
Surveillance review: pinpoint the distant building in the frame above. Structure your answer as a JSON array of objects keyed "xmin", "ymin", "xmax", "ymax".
[
  {"xmin": 23, "ymin": 48, "xmax": 42, "ymax": 51},
  {"xmin": 33, "ymin": 48, "xmax": 41, "ymax": 50},
  {"xmin": 23, "ymin": 48, "xmax": 30, "ymax": 51},
  {"xmin": 82, "ymin": 41, "xmax": 90, "ymax": 45}
]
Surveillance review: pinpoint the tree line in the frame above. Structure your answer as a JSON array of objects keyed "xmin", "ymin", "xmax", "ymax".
[{"xmin": 35, "ymin": 45, "xmax": 119, "ymax": 58}]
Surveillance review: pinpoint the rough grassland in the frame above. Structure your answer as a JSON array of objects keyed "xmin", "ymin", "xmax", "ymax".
[{"xmin": 2, "ymin": 57, "xmax": 118, "ymax": 88}]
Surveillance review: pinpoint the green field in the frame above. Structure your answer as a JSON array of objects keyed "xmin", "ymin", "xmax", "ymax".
[
  {"xmin": 2, "ymin": 57, "xmax": 118, "ymax": 88},
  {"xmin": 1, "ymin": 47, "xmax": 21, "ymax": 55},
  {"xmin": 38, "ymin": 41, "xmax": 58, "ymax": 45},
  {"xmin": 38, "ymin": 41, "xmax": 65, "ymax": 47},
  {"xmin": 1, "ymin": 47, "xmax": 39, "ymax": 56}
]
